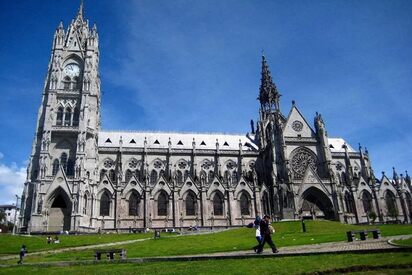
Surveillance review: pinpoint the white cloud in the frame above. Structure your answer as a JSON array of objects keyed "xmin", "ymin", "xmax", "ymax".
[{"xmin": 0, "ymin": 156, "xmax": 26, "ymax": 205}]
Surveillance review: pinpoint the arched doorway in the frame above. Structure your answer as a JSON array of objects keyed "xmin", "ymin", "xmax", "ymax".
[
  {"xmin": 300, "ymin": 187, "xmax": 335, "ymax": 220},
  {"xmin": 48, "ymin": 189, "xmax": 72, "ymax": 231}
]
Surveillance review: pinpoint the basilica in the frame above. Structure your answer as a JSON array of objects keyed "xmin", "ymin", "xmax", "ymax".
[{"xmin": 20, "ymin": 3, "xmax": 412, "ymax": 233}]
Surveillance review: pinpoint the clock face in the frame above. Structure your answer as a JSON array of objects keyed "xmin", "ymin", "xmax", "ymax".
[{"xmin": 63, "ymin": 63, "xmax": 80, "ymax": 77}]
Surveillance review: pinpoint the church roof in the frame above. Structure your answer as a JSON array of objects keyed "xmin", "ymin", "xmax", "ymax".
[
  {"xmin": 98, "ymin": 131, "xmax": 258, "ymax": 151},
  {"xmin": 328, "ymin": 138, "xmax": 356, "ymax": 153}
]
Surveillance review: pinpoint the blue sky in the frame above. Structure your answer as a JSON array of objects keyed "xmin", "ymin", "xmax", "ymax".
[{"xmin": 0, "ymin": 0, "xmax": 411, "ymax": 204}]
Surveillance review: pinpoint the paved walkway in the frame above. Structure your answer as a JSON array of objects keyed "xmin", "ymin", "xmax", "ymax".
[{"xmin": 0, "ymin": 235, "xmax": 410, "ymax": 268}]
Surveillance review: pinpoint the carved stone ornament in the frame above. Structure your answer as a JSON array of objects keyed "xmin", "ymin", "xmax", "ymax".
[
  {"xmin": 291, "ymin": 148, "xmax": 317, "ymax": 179},
  {"xmin": 292, "ymin": 120, "xmax": 303, "ymax": 132}
]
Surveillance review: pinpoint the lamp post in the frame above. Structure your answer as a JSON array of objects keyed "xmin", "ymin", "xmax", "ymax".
[{"xmin": 12, "ymin": 195, "xmax": 20, "ymax": 235}]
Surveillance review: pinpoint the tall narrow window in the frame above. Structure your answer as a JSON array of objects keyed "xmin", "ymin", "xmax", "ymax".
[
  {"xmin": 157, "ymin": 191, "xmax": 168, "ymax": 216},
  {"xmin": 63, "ymin": 77, "xmax": 71, "ymax": 90},
  {"xmin": 66, "ymin": 159, "xmax": 75, "ymax": 176},
  {"xmin": 52, "ymin": 159, "xmax": 60, "ymax": 176},
  {"xmin": 213, "ymin": 192, "xmax": 224, "ymax": 216},
  {"xmin": 185, "ymin": 192, "xmax": 196, "ymax": 216},
  {"xmin": 64, "ymin": 107, "xmax": 71, "ymax": 126},
  {"xmin": 232, "ymin": 171, "xmax": 238, "ymax": 183},
  {"xmin": 100, "ymin": 169, "xmax": 106, "ymax": 181},
  {"xmin": 129, "ymin": 192, "xmax": 140, "ymax": 216},
  {"xmin": 176, "ymin": 170, "xmax": 183, "ymax": 184},
  {"xmin": 73, "ymin": 77, "xmax": 80, "ymax": 90},
  {"xmin": 385, "ymin": 191, "xmax": 398, "ymax": 218},
  {"xmin": 125, "ymin": 169, "xmax": 133, "ymax": 183},
  {"xmin": 100, "ymin": 191, "xmax": 111, "ymax": 216},
  {"xmin": 72, "ymin": 108, "xmax": 79, "ymax": 126},
  {"xmin": 344, "ymin": 192, "xmax": 355, "ymax": 214},
  {"xmin": 56, "ymin": 107, "xmax": 64, "ymax": 126},
  {"xmin": 240, "ymin": 193, "xmax": 250, "ymax": 215},
  {"xmin": 362, "ymin": 191, "xmax": 373, "ymax": 214},
  {"xmin": 109, "ymin": 169, "xmax": 116, "ymax": 183},
  {"xmin": 208, "ymin": 171, "xmax": 214, "ymax": 183},
  {"xmin": 150, "ymin": 170, "xmax": 157, "ymax": 184},
  {"xmin": 60, "ymin": 153, "xmax": 68, "ymax": 172},
  {"xmin": 83, "ymin": 194, "xmax": 88, "ymax": 214},
  {"xmin": 262, "ymin": 192, "xmax": 270, "ymax": 215}
]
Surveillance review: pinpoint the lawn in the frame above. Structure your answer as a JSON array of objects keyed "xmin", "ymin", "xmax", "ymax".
[
  {"xmin": 393, "ymin": 237, "xmax": 412, "ymax": 247},
  {"xmin": 0, "ymin": 252, "xmax": 411, "ymax": 275},
  {"xmin": 1, "ymin": 220, "xmax": 411, "ymax": 264},
  {"xmin": 0, "ymin": 232, "xmax": 152, "ymax": 255}
]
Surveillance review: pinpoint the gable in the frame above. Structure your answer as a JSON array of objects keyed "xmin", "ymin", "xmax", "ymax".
[{"xmin": 283, "ymin": 105, "xmax": 316, "ymax": 138}]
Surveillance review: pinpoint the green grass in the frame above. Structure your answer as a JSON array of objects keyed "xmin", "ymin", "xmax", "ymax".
[
  {"xmin": 0, "ymin": 233, "xmax": 151, "ymax": 255},
  {"xmin": 0, "ymin": 252, "xmax": 411, "ymax": 275},
  {"xmin": 2, "ymin": 220, "xmax": 411, "ymax": 264},
  {"xmin": 393, "ymin": 237, "xmax": 412, "ymax": 247}
]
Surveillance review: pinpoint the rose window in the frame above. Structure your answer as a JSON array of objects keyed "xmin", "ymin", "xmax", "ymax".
[
  {"xmin": 291, "ymin": 148, "xmax": 317, "ymax": 179},
  {"xmin": 129, "ymin": 158, "xmax": 138, "ymax": 169},
  {"xmin": 226, "ymin": 161, "xmax": 236, "ymax": 170},
  {"xmin": 103, "ymin": 159, "xmax": 113, "ymax": 169},
  {"xmin": 292, "ymin": 120, "xmax": 303, "ymax": 132},
  {"xmin": 153, "ymin": 160, "xmax": 163, "ymax": 169},
  {"xmin": 178, "ymin": 160, "xmax": 187, "ymax": 169}
]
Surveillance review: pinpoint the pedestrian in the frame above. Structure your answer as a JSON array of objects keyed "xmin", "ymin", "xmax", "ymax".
[
  {"xmin": 252, "ymin": 216, "xmax": 262, "ymax": 252},
  {"xmin": 256, "ymin": 215, "xmax": 278, "ymax": 254},
  {"xmin": 17, "ymin": 245, "xmax": 27, "ymax": 264},
  {"xmin": 47, "ymin": 236, "xmax": 52, "ymax": 244}
]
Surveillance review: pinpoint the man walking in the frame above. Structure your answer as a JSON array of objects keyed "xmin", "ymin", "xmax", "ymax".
[{"xmin": 256, "ymin": 215, "xmax": 278, "ymax": 254}]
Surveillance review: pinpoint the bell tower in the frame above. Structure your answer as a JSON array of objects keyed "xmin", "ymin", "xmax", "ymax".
[{"xmin": 21, "ymin": 1, "xmax": 100, "ymax": 232}]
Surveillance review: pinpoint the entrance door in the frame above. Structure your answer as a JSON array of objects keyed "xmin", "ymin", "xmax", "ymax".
[
  {"xmin": 301, "ymin": 187, "xmax": 335, "ymax": 220},
  {"xmin": 49, "ymin": 194, "xmax": 71, "ymax": 231}
]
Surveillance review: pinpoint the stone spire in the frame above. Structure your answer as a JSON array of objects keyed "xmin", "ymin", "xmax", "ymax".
[
  {"xmin": 392, "ymin": 167, "xmax": 399, "ymax": 183},
  {"xmin": 405, "ymin": 170, "xmax": 411, "ymax": 185},
  {"xmin": 258, "ymin": 55, "xmax": 280, "ymax": 112},
  {"xmin": 77, "ymin": 0, "xmax": 84, "ymax": 20}
]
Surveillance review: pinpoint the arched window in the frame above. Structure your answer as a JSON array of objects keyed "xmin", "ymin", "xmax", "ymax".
[
  {"xmin": 125, "ymin": 169, "xmax": 133, "ymax": 183},
  {"xmin": 240, "ymin": 193, "xmax": 250, "ymax": 215},
  {"xmin": 341, "ymin": 172, "xmax": 347, "ymax": 186},
  {"xmin": 361, "ymin": 191, "xmax": 373, "ymax": 214},
  {"xmin": 344, "ymin": 192, "xmax": 355, "ymax": 214},
  {"xmin": 150, "ymin": 170, "xmax": 157, "ymax": 184},
  {"xmin": 176, "ymin": 170, "xmax": 183, "ymax": 184},
  {"xmin": 56, "ymin": 107, "xmax": 64, "ymax": 126},
  {"xmin": 72, "ymin": 108, "xmax": 79, "ymax": 126},
  {"xmin": 185, "ymin": 191, "xmax": 196, "ymax": 216},
  {"xmin": 109, "ymin": 169, "xmax": 116, "ymax": 183},
  {"xmin": 52, "ymin": 159, "xmax": 60, "ymax": 176},
  {"xmin": 64, "ymin": 107, "xmax": 71, "ymax": 126},
  {"xmin": 385, "ymin": 191, "xmax": 398, "ymax": 218},
  {"xmin": 66, "ymin": 159, "xmax": 75, "ymax": 176},
  {"xmin": 213, "ymin": 192, "xmax": 224, "ymax": 216},
  {"xmin": 129, "ymin": 192, "xmax": 140, "ymax": 216},
  {"xmin": 100, "ymin": 191, "xmax": 111, "ymax": 216},
  {"xmin": 157, "ymin": 191, "xmax": 168, "ymax": 216},
  {"xmin": 60, "ymin": 153, "xmax": 68, "ymax": 171},
  {"xmin": 83, "ymin": 194, "xmax": 88, "ymax": 214},
  {"xmin": 63, "ymin": 76, "xmax": 71, "ymax": 89}
]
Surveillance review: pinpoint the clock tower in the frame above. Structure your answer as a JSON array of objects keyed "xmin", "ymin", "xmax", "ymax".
[{"xmin": 21, "ymin": 2, "xmax": 101, "ymax": 232}]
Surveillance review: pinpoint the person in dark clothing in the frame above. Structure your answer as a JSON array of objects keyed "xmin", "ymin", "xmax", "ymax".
[
  {"xmin": 17, "ymin": 245, "xmax": 27, "ymax": 264},
  {"xmin": 256, "ymin": 215, "xmax": 278, "ymax": 254}
]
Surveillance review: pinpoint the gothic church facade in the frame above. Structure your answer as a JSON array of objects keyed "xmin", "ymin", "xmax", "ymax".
[{"xmin": 20, "ymin": 4, "xmax": 412, "ymax": 233}]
